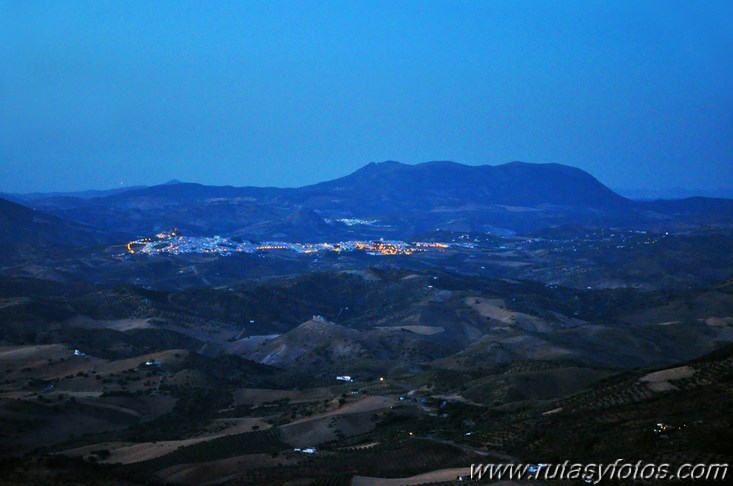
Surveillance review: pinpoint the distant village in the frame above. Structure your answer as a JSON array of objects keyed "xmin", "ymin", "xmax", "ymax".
[{"xmin": 126, "ymin": 231, "xmax": 450, "ymax": 257}]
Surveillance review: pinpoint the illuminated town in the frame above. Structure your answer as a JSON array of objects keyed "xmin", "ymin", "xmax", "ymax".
[{"xmin": 126, "ymin": 232, "xmax": 450, "ymax": 256}]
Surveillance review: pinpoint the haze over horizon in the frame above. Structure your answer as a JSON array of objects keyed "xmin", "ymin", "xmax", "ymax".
[{"xmin": 2, "ymin": 1, "xmax": 732, "ymax": 193}]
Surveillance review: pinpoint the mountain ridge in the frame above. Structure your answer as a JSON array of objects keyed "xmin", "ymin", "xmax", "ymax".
[{"xmin": 3, "ymin": 161, "xmax": 732, "ymax": 242}]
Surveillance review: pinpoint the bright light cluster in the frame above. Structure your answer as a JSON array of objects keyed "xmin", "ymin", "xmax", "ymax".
[{"xmin": 126, "ymin": 233, "xmax": 450, "ymax": 257}]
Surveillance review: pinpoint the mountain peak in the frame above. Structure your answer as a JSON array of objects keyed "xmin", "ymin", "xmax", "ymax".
[
  {"xmin": 374, "ymin": 160, "xmax": 403, "ymax": 166},
  {"xmin": 361, "ymin": 160, "xmax": 406, "ymax": 171}
]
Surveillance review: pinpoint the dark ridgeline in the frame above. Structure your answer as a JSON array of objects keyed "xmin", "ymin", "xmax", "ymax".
[{"xmin": 2, "ymin": 160, "xmax": 733, "ymax": 244}]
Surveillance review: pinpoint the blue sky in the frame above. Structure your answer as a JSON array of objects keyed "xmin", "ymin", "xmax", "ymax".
[{"xmin": 1, "ymin": 0, "xmax": 732, "ymax": 193}]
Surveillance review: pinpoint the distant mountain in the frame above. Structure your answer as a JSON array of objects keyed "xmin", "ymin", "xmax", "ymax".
[
  {"xmin": 18, "ymin": 161, "xmax": 733, "ymax": 239},
  {"xmin": 301, "ymin": 160, "xmax": 630, "ymax": 211},
  {"xmin": 6, "ymin": 185, "xmax": 148, "ymax": 202},
  {"xmin": 634, "ymin": 197, "xmax": 733, "ymax": 228},
  {"xmin": 26, "ymin": 160, "xmax": 628, "ymax": 208}
]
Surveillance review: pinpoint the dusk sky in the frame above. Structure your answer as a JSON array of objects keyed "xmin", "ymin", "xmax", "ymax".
[{"xmin": 1, "ymin": 1, "xmax": 732, "ymax": 193}]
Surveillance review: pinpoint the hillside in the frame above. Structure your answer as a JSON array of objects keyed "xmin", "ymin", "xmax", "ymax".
[{"xmin": 0, "ymin": 197, "xmax": 119, "ymax": 257}]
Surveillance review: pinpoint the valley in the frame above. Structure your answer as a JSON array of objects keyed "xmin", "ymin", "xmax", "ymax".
[{"xmin": 1, "ymin": 161, "xmax": 732, "ymax": 484}]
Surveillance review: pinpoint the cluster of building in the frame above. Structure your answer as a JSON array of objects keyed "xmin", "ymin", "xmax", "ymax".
[
  {"xmin": 325, "ymin": 217, "xmax": 379, "ymax": 226},
  {"xmin": 293, "ymin": 447, "xmax": 317, "ymax": 454},
  {"xmin": 126, "ymin": 233, "xmax": 451, "ymax": 257}
]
